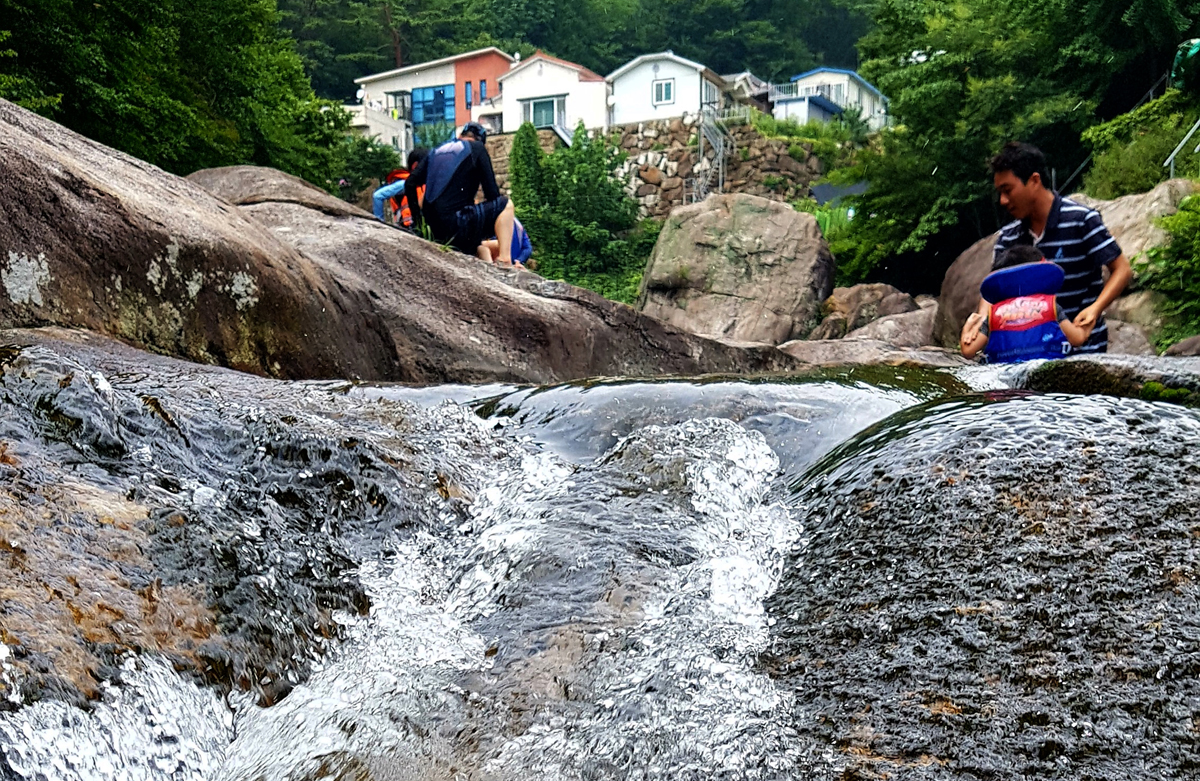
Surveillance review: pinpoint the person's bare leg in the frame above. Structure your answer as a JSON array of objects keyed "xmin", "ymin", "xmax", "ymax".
[
  {"xmin": 480, "ymin": 239, "xmax": 500, "ymax": 261},
  {"xmin": 476, "ymin": 244, "xmax": 492, "ymax": 262},
  {"xmin": 494, "ymin": 199, "xmax": 515, "ymax": 266}
]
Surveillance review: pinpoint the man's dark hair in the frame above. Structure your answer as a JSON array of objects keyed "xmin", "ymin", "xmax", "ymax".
[
  {"xmin": 995, "ymin": 244, "xmax": 1045, "ymax": 270},
  {"xmin": 989, "ymin": 142, "xmax": 1048, "ymax": 185},
  {"xmin": 407, "ymin": 147, "xmax": 428, "ymax": 171}
]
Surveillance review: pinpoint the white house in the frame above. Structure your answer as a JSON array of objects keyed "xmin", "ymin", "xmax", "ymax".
[
  {"xmin": 770, "ymin": 67, "xmax": 889, "ymax": 129},
  {"xmin": 607, "ymin": 52, "xmax": 726, "ymax": 126},
  {"xmin": 498, "ymin": 52, "xmax": 608, "ymax": 136}
]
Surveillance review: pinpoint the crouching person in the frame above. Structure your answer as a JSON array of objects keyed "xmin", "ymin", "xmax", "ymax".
[{"xmin": 405, "ymin": 122, "xmax": 515, "ymax": 263}]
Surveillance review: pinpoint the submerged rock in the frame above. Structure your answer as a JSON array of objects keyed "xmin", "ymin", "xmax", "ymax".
[
  {"xmin": 767, "ymin": 393, "xmax": 1200, "ymax": 779},
  {"xmin": 0, "ymin": 328, "xmax": 504, "ymax": 709}
]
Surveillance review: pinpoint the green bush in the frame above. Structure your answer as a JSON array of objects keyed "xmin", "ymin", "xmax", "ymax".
[
  {"xmin": 333, "ymin": 135, "xmax": 403, "ymax": 202},
  {"xmin": 749, "ymin": 108, "xmax": 853, "ymax": 170},
  {"xmin": 794, "ymin": 197, "xmax": 856, "ymax": 282},
  {"xmin": 509, "ymin": 121, "xmax": 657, "ymax": 304},
  {"xmin": 1139, "ymin": 195, "xmax": 1200, "ymax": 349},
  {"xmin": 1082, "ymin": 90, "xmax": 1200, "ymax": 199}
]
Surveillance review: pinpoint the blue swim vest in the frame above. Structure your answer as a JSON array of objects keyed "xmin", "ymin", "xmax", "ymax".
[{"xmin": 980, "ymin": 263, "xmax": 1071, "ymax": 364}]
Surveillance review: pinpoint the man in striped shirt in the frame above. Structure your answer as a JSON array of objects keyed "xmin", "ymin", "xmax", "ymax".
[{"xmin": 964, "ymin": 142, "xmax": 1132, "ymax": 354}]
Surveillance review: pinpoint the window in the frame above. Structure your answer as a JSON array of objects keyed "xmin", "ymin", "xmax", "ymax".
[
  {"xmin": 480, "ymin": 80, "xmax": 487, "ymax": 102},
  {"xmin": 653, "ymin": 79, "xmax": 675, "ymax": 105},
  {"xmin": 465, "ymin": 81, "xmax": 472, "ymax": 109},
  {"xmin": 411, "ymin": 85, "xmax": 455, "ymax": 126},
  {"xmin": 521, "ymin": 96, "xmax": 566, "ymax": 128},
  {"xmin": 702, "ymin": 79, "xmax": 720, "ymax": 108},
  {"xmin": 385, "ymin": 91, "xmax": 412, "ymax": 121}
]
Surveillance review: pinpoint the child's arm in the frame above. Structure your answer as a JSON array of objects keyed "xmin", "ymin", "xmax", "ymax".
[
  {"xmin": 960, "ymin": 304, "xmax": 989, "ymax": 359},
  {"xmin": 1058, "ymin": 315, "xmax": 1092, "ymax": 347}
]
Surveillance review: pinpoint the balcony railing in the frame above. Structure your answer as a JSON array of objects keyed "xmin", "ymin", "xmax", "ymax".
[{"xmin": 767, "ymin": 82, "xmax": 846, "ymax": 105}]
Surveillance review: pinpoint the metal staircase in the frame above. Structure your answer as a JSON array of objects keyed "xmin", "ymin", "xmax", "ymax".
[{"xmin": 688, "ymin": 107, "xmax": 737, "ymax": 202}]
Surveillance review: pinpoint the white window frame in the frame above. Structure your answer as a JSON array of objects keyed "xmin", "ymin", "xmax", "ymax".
[
  {"xmin": 653, "ymin": 78, "xmax": 675, "ymax": 106},
  {"xmin": 521, "ymin": 96, "xmax": 567, "ymax": 128}
]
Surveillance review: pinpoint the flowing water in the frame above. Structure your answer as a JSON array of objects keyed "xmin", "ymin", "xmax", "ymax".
[{"xmin": 0, "ymin": 333, "xmax": 1198, "ymax": 780}]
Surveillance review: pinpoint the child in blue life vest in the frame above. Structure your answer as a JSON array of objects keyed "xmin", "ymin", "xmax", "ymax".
[{"xmin": 960, "ymin": 245, "xmax": 1092, "ymax": 363}]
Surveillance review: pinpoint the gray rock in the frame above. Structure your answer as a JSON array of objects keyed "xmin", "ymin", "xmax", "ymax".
[
  {"xmin": 0, "ymin": 99, "xmax": 399, "ymax": 380},
  {"xmin": 1166, "ymin": 335, "xmax": 1200, "ymax": 356},
  {"xmin": 638, "ymin": 193, "xmax": 834, "ymax": 344},
  {"xmin": 1106, "ymin": 319, "xmax": 1156, "ymax": 356},
  {"xmin": 209, "ymin": 168, "xmax": 799, "ymax": 383},
  {"xmin": 778, "ymin": 337, "xmax": 968, "ymax": 367},
  {"xmin": 844, "ymin": 298, "xmax": 938, "ymax": 348}
]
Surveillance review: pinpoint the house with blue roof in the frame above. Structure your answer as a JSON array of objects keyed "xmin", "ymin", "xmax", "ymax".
[{"xmin": 768, "ymin": 67, "xmax": 889, "ymax": 130}]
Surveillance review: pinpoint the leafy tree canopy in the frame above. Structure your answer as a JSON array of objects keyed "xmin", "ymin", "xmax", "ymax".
[{"xmin": 832, "ymin": 0, "xmax": 1198, "ymax": 284}]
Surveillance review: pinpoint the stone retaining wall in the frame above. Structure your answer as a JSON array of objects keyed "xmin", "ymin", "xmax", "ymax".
[
  {"xmin": 482, "ymin": 119, "xmax": 824, "ymax": 219},
  {"xmin": 615, "ymin": 116, "xmax": 824, "ymax": 218}
]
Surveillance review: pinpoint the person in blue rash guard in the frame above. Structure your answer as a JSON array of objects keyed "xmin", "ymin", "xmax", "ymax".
[{"xmin": 405, "ymin": 122, "xmax": 516, "ymax": 263}]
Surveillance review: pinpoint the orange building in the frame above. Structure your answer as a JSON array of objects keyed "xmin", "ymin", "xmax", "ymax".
[{"xmin": 355, "ymin": 47, "xmax": 516, "ymax": 144}]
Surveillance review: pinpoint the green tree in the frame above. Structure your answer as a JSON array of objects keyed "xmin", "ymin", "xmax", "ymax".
[
  {"xmin": 0, "ymin": 28, "xmax": 59, "ymax": 111},
  {"xmin": 510, "ymin": 121, "xmax": 659, "ymax": 302},
  {"xmin": 0, "ymin": 0, "xmax": 349, "ymax": 184},
  {"xmin": 831, "ymin": 0, "xmax": 1198, "ymax": 284},
  {"xmin": 332, "ymin": 133, "xmax": 402, "ymax": 200}
]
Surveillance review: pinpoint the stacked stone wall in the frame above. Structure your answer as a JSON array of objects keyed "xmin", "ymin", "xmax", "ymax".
[
  {"xmin": 615, "ymin": 116, "xmax": 824, "ymax": 218},
  {"xmin": 483, "ymin": 119, "xmax": 824, "ymax": 219}
]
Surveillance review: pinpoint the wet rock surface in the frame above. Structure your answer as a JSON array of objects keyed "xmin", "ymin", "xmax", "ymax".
[
  {"xmin": 766, "ymin": 393, "xmax": 1200, "ymax": 779},
  {"xmin": 0, "ymin": 327, "xmax": 500, "ymax": 711},
  {"xmin": 1013, "ymin": 354, "xmax": 1200, "ymax": 407}
]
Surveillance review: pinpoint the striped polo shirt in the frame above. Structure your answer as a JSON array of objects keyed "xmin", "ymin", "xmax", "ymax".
[{"xmin": 993, "ymin": 194, "xmax": 1122, "ymax": 353}]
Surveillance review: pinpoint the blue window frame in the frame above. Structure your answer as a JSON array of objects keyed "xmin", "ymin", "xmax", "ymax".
[
  {"xmin": 465, "ymin": 81, "xmax": 473, "ymax": 109},
  {"xmin": 480, "ymin": 80, "xmax": 487, "ymax": 102},
  {"xmin": 411, "ymin": 85, "xmax": 456, "ymax": 126}
]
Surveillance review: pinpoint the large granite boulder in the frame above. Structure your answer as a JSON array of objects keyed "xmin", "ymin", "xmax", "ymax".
[
  {"xmin": 1106, "ymin": 319, "xmax": 1157, "ymax": 355},
  {"xmin": 0, "ymin": 99, "xmax": 399, "ymax": 380},
  {"xmin": 1105, "ymin": 289, "xmax": 1168, "ymax": 333},
  {"xmin": 637, "ymin": 193, "xmax": 834, "ymax": 344},
  {"xmin": 810, "ymin": 284, "xmax": 920, "ymax": 340},
  {"xmin": 843, "ymin": 295, "xmax": 938, "ymax": 348},
  {"xmin": 930, "ymin": 232, "xmax": 999, "ymax": 349},
  {"xmin": 932, "ymin": 179, "xmax": 1198, "ymax": 348},
  {"xmin": 193, "ymin": 167, "xmax": 798, "ymax": 383},
  {"xmin": 1071, "ymin": 178, "xmax": 1198, "ymax": 260}
]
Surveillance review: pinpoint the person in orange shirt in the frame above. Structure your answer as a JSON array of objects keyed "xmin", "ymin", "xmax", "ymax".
[{"xmin": 372, "ymin": 148, "xmax": 428, "ymax": 226}]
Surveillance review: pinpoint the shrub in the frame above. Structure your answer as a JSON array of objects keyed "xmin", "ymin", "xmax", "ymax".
[
  {"xmin": 749, "ymin": 108, "xmax": 854, "ymax": 169},
  {"xmin": 510, "ymin": 121, "xmax": 656, "ymax": 304},
  {"xmin": 332, "ymin": 134, "xmax": 403, "ymax": 201},
  {"xmin": 1139, "ymin": 195, "xmax": 1200, "ymax": 349},
  {"xmin": 1083, "ymin": 90, "xmax": 1200, "ymax": 199}
]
